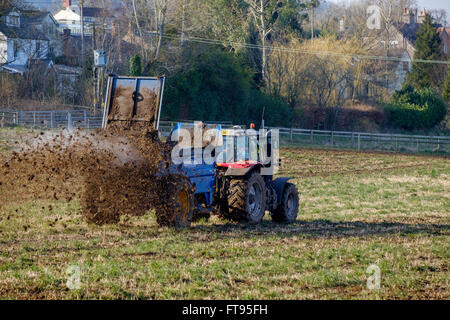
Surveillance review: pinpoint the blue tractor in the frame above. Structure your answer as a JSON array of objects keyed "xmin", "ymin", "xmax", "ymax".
[{"xmin": 102, "ymin": 75, "xmax": 299, "ymax": 228}]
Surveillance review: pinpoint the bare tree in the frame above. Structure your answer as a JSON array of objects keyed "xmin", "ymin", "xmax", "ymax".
[
  {"xmin": 153, "ymin": 0, "xmax": 168, "ymax": 61},
  {"xmin": 428, "ymin": 9, "xmax": 448, "ymax": 26},
  {"xmin": 244, "ymin": 0, "xmax": 282, "ymax": 87}
]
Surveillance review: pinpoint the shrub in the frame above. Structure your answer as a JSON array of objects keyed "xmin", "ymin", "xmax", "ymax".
[
  {"xmin": 129, "ymin": 54, "xmax": 142, "ymax": 77},
  {"xmin": 386, "ymin": 85, "xmax": 447, "ymax": 130},
  {"xmin": 246, "ymin": 90, "xmax": 291, "ymax": 127}
]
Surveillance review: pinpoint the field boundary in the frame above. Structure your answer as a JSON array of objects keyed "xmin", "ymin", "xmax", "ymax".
[{"xmin": 1, "ymin": 110, "xmax": 449, "ymax": 153}]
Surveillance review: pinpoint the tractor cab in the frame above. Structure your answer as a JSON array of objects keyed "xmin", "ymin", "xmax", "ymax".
[{"xmin": 216, "ymin": 125, "xmax": 279, "ymax": 178}]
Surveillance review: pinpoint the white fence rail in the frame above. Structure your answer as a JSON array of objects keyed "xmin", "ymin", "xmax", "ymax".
[
  {"xmin": 1, "ymin": 110, "xmax": 449, "ymax": 153},
  {"xmin": 273, "ymin": 127, "xmax": 450, "ymax": 153},
  {"xmin": 0, "ymin": 110, "xmax": 103, "ymax": 129}
]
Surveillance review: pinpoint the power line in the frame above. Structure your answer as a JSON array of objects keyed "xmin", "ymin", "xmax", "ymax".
[{"xmin": 160, "ymin": 33, "xmax": 450, "ymax": 65}]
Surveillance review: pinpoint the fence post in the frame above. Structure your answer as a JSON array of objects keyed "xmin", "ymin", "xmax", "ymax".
[
  {"xmin": 50, "ymin": 111, "xmax": 53, "ymax": 129},
  {"xmin": 67, "ymin": 112, "xmax": 73, "ymax": 131},
  {"xmin": 437, "ymin": 138, "xmax": 440, "ymax": 151},
  {"xmin": 310, "ymin": 130, "xmax": 313, "ymax": 144},
  {"xmin": 358, "ymin": 134, "xmax": 361, "ymax": 152},
  {"xmin": 84, "ymin": 111, "xmax": 87, "ymax": 128},
  {"xmin": 290, "ymin": 127, "xmax": 293, "ymax": 143}
]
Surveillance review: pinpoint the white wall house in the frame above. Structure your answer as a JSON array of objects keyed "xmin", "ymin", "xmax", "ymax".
[
  {"xmin": 54, "ymin": 5, "xmax": 110, "ymax": 36},
  {"xmin": 25, "ymin": 11, "xmax": 62, "ymax": 57},
  {"xmin": 0, "ymin": 8, "xmax": 50, "ymax": 73}
]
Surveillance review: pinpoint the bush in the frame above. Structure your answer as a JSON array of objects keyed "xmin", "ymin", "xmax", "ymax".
[
  {"xmin": 246, "ymin": 90, "xmax": 291, "ymax": 127},
  {"xmin": 386, "ymin": 85, "xmax": 447, "ymax": 130},
  {"xmin": 0, "ymin": 73, "xmax": 19, "ymax": 106},
  {"xmin": 129, "ymin": 54, "xmax": 142, "ymax": 76}
]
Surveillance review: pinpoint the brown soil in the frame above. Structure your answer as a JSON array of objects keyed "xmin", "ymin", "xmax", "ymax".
[{"xmin": 0, "ymin": 125, "xmax": 189, "ymax": 226}]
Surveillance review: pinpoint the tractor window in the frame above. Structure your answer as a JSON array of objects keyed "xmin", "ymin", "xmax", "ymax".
[
  {"xmin": 217, "ymin": 135, "xmax": 235, "ymax": 163},
  {"xmin": 235, "ymin": 135, "xmax": 247, "ymax": 162}
]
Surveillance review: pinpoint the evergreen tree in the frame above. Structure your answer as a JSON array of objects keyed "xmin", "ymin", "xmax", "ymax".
[
  {"xmin": 405, "ymin": 14, "xmax": 447, "ymax": 91},
  {"xmin": 129, "ymin": 55, "xmax": 142, "ymax": 76}
]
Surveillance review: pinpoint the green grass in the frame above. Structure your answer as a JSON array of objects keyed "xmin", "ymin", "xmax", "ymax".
[{"xmin": 0, "ymin": 146, "xmax": 449, "ymax": 299}]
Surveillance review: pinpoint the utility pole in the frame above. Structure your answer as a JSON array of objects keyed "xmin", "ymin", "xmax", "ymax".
[
  {"xmin": 311, "ymin": 6, "xmax": 315, "ymax": 41},
  {"xmin": 93, "ymin": 23, "xmax": 97, "ymax": 114},
  {"xmin": 80, "ymin": 0, "xmax": 85, "ymax": 68},
  {"xmin": 180, "ymin": 0, "xmax": 186, "ymax": 46}
]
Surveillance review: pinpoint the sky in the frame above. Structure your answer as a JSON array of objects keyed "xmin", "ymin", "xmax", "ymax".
[{"xmin": 327, "ymin": 0, "xmax": 450, "ymax": 20}]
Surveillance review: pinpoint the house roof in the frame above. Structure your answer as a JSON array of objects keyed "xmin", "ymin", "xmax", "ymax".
[
  {"xmin": 55, "ymin": 6, "xmax": 108, "ymax": 20},
  {"xmin": 437, "ymin": 27, "xmax": 450, "ymax": 36},
  {"xmin": 0, "ymin": 22, "xmax": 48, "ymax": 40},
  {"xmin": 1, "ymin": 64, "xmax": 27, "ymax": 74},
  {"xmin": 82, "ymin": 7, "xmax": 106, "ymax": 18},
  {"xmin": 53, "ymin": 64, "xmax": 82, "ymax": 75},
  {"xmin": 21, "ymin": 10, "xmax": 52, "ymax": 24},
  {"xmin": 394, "ymin": 22, "xmax": 420, "ymax": 45},
  {"xmin": 0, "ymin": 2, "xmax": 13, "ymax": 16}
]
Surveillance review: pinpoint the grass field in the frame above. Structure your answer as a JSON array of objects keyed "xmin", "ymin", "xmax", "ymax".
[{"xmin": 0, "ymin": 139, "xmax": 449, "ymax": 299}]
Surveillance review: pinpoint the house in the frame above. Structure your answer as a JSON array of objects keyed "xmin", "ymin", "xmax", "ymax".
[
  {"xmin": 22, "ymin": 10, "xmax": 62, "ymax": 57},
  {"xmin": 0, "ymin": 7, "xmax": 50, "ymax": 74},
  {"xmin": 54, "ymin": 0, "xmax": 112, "ymax": 36},
  {"xmin": 360, "ymin": 8, "xmax": 448, "ymax": 97}
]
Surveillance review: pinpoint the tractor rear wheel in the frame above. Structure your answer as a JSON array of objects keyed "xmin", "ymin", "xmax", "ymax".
[
  {"xmin": 173, "ymin": 186, "xmax": 194, "ymax": 229},
  {"xmin": 228, "ymin": 173, "xmax": 266, "ymax": 224},
  {"xmin": 271, "ymin": 183, "xmax": 299, "ymax": 223},
  {"xmin": 155, "ymin": 177, "xmax": 194, "ymax": 229}
]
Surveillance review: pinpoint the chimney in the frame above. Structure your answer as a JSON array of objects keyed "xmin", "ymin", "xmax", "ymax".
[
  {"xmin": 63, "ymin": 0, "xmax": 72, "ymax": 8},
  {"xmin": 418, "ymin": 9, "xmax": 426, "ymax": 24},
  {"xmin": 402, "ymin": 8, "xmax": 415, "ymax": 25}
]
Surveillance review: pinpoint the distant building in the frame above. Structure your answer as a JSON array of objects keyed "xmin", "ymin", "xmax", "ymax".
[
  {"xmin": 54, "ymin": 0, "xmax": 112, "ymax": 36},
  {"xmin": 361, "ymin": 8, "xmax": 448, "ymax": 96},
  {"xmin": 0, "ymin": 6, "xmax": 52, "ymax": 73},
  {"xmin": 22, "ymin": 9, "xmax": 62, "ymax": 57}
]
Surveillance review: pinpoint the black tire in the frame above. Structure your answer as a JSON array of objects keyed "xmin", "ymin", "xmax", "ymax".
[
  {"xmin": 271, "ymin": 183, "xmax": 299, "ymax": 223},
  {"xmin": 228, "ymin": 173, "xmax": 266, "ymax": 224}
]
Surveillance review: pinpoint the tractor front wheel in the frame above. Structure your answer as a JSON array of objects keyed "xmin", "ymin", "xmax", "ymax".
[
  {"xmin": 271, "ymin": 183, "xmax": 299, "ymax": 223},
  {"xmin": 228, "ymin": 173, "xmax": 266, "ymax": 224}
]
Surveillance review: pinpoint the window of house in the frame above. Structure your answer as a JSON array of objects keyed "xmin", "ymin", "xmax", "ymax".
[
  {"xmin": 8, "ymin": 15, "xmax": 19, "ymax": 26},
  {"xmin": 390, "ymin": 40, "xmax": 399, "ymax": 48}
]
